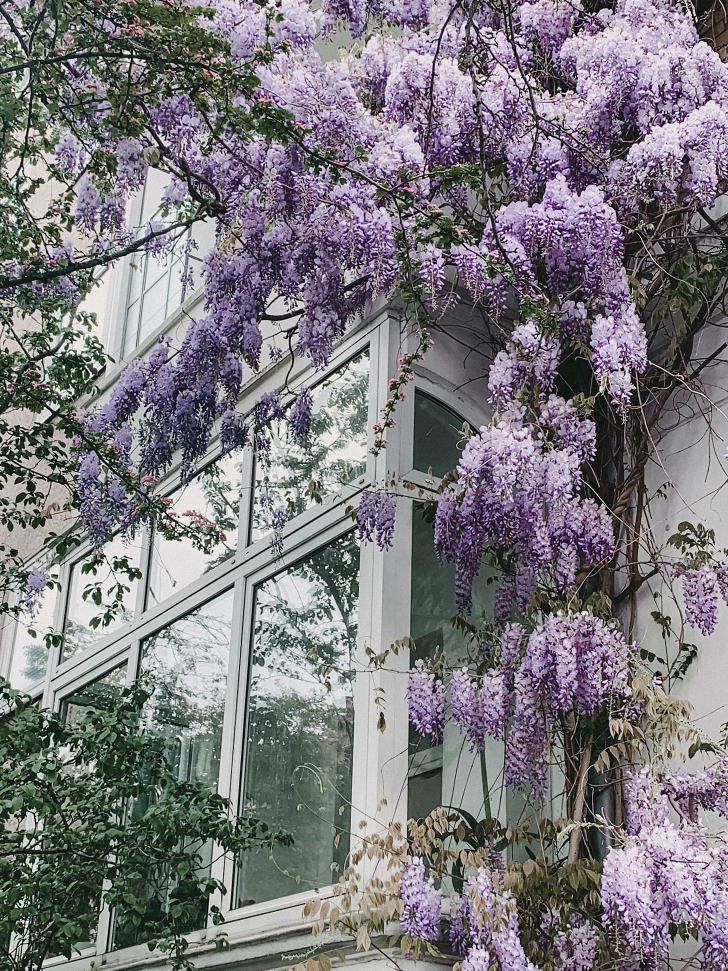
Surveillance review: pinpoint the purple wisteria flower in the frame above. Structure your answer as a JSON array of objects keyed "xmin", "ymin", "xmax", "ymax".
[
  {"xmin": 451, "ymin": 668, "xmax": 508, "ymax": 749},
  {"xmin": 74, "ymin": 176, "xmax": 102, "ymax": 231},
  {"xmin": 357, "ymin": 490, "xmax": 396, "ymax": 550},
  {"xmin": 664, "ymin": 758, "xmax": 728, "ymax": 821},
  {"xmin": 408, "ymin": 660, "xmax": 445, "ymax": 741},
  {"xmin": 289, "ymin": 386, "xmax": 313, "ymax": 442},
  {"xmin": 24, "ymin": 568, "xmax": 48, "ymax": 615},
  {"xmin": 400, "ymin": 859, "xmax": 441, "ymax": 941},
  {"xmin": 449, "ymin": 894, "xmax": 472, "ymax": 956},
  {"xmin": 682, "ymin": 565, "xmax": 720, "ymax": 635}
]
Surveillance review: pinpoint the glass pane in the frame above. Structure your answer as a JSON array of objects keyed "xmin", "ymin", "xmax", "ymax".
[
  {"xmin": 251, "ymin": 351, "xmax": 369, "ymax": 542},
  {"xmin": 9, "ymin": 577, "xmax": 59, "ymax": 691},
  {"xmin": 57, "ymin": 664, "xmax": 128, "ymax": 953},
  {"xmin": 236, "ymin": 533, "xmax": 359, "ymax": 906},
  {"xmin": 138, "ymin": 270, "xmax": 168, "ymax": 339},
  {"xmin": 413, "ymin": 390, "xmax": 468, "ymax": 478},
  {"xmin": 112, "ymin": 592, "xmax": 232, "ymax": 950},
  {"xmin": 165, "ymin": 253, "xmax": 184, "ymax": 310},
  {"xmin": 139, "ymin": 589, "xmax": 233, "ymax": 789},
  {"xmin": 62, "ymin": 536, "xmax": 142, "ymax": 662},
  {"xmin": 123, "ymin": 298, "xmax": 141, "ymax": 358},
  {"xmin": 61, "ymin": 664, "xmax": 127, "ymax": 728},
  {"xmin": 408, "ymin": 507, "xmax": 494, "ymax": 821},
  {"xmin": 127, "ymin": 256, "xmax": 145, "ymax": 305},
  {"xmin": 147, "ymin": 456, "xmax": 241, "ymax": 608}
]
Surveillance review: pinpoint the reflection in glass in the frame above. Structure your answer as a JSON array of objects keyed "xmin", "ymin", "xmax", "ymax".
[
  {"xmin": 124, "ymin": 249, "xmax": 185, "ymax": 357},
  {"xmin": 61, "ymin": 665, "xmax": 128, "ymax": 727},
  {"xmin": 140, "ymin": 589, "xmax": 233, "ymax": 789},
  {"xmin": 58, "ymin": 664, "xmax": 128, "ymax": 953},
  {"xmin": 112, "ymin": 592, "xmax": 233, "ymax": 950},
  {"xmin": 237, "ymin": 533, "xmax": 359, "ymax": 906},
  {"xmin": 122, "ymin": 172, "xmax": 189, "ymax": 357},
  {"xmin": 251, "ymin": 351, "xmax": 369, "ymax": 541},
  {"xmin": 62, "ymin": 536, "xmax": 142, "ymax": 662},
  {"xmin": 148, "ymin": 456, "xmax": 242, "ymax": 608},
  {"xmin": 413, "ymin": 390, "xmax": 468, "ymax": 478},
  {"xmin": 9, "ymin": 575, "xmax": 59, "ymax": 691},
  {"xmin": 408, "ymin": 507, "xmax": 493, "ymax": 822}
]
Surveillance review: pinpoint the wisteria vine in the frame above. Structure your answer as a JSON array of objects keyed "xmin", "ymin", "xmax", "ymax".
[{"xmin": 10, "ymin": 0, "xmax": 728, "ymax": 965}]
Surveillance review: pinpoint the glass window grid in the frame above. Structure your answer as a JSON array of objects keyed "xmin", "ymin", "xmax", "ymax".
[
  {"xmin": 120, "ymin": 173, "xmax": 206, "ymax": 360},
  {"xmin": 1, "ymin": 316, "xmax": 499, "ymax": 956}
]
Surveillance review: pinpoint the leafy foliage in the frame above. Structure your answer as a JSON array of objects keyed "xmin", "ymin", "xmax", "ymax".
[{"xmin": 0, "ymin": 679, "xmax": 291, "ymax": 971}]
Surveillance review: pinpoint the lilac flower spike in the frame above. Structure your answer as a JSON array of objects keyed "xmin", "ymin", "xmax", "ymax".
[
  {"xmin": 408, "ymin": 660, "xmax": 445, "ymax": 741},
  {"xmin": 24, "ymin": 568, "xmax": 48, "ymax": 615},
  {"xmin": 400, "ymin": 859, "xmax": 441, "ymax": 941}
]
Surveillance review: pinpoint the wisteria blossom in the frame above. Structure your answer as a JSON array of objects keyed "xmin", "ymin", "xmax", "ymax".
[
  {"xmin": 408, "ymin": 660, "xmax": 446, "ymax": 741},
  {"xmin": 682, "ymin": 564, "xmax": 723, "ymax": 634},
  {"xmin": 357, "ymin": 490, "xmax": 397, "ymax": 550},
  {"xmin": 26, "ymin": 0, "xmax": 728, "ymax": 966},
  {"xmin": 399, "ymin": 859, "xmax": 441, "ymax": 941},
  {"xmin": 23, "ymin": 568, "xmax": 48, "ymax": 615}
]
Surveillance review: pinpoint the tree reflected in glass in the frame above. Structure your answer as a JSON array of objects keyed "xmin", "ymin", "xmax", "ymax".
[
  {"xmin": 237, "ymin": 533, "xmax": 359, "ymax": 906},
  {"xmin": 113, "ymin": 590, "xmax": 233, "ymax": 949},
  {"xmin": 62, "ymin": 536, "xmax": 143, "ymax": 662},
  {"xmin": 251, "ymin": 351, "xmax": 369, "ymax": 541},
  {"xmin": 10, "ymin": 576, "xmax": 60, "ymax": 690},
  {"xmin": 148, "ymin": 457, "xmax": 242, "ymax": 608}
]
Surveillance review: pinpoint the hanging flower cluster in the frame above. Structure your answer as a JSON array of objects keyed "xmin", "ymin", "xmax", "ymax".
[
  {"xmin": 36, "ymin": 0, "xmax": 728, "ymax": 969},
  {"xmin": 602, "ymin": 769, "xmax": 728, "ymax": 965},
  {"xmin": 407, "ymin": 660, "xmax": 445, "ymax": 741},
  {"xmin": 679, "ymin": 562, "xmax": 728, "ymax": 635},
  {"xmin": 23, "ymin": 568, "xmax": 48, "ymax": 615},
  {"xmin": 399, "ymin": 859, "xmax": 442, "ymax": 941},
  {"xmin": 434, "ymin": 400, "xmax": 613, "ymax": 613},
  {"xmin": 414, "ymin": 613, "xmax": 632, "ymax": 796},
  {"xmin": 451, "ymin": 867, "xmax": 539, "ymax": 971},
  {"xmin": 59, "ymin": 0, "xmax": 728, "ymax": 566}
]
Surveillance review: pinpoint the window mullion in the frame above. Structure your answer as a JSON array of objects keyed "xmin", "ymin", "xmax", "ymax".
[{"xmin": 218, "ymin": 573, "xmax": 255, "ymax": 918}]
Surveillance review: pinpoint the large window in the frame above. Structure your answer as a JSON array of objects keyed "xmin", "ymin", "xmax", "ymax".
[
  {"xmin": 122, "ymin": 171, "xmax": 196, "ymax": 358},
  {"xmin": 62, "ymin": 535, "xmax": 142, "ymax": 662},
  {"xmin": 140, "ymin": 590, "xmax": 233, "ymax": 790},
  {"xmin": 251, "ymin": 350, "xmax": 370, "ymax": 541},
  {"xmin": 148, "ymin": 457, "xmax": 242, "ymax": 608},
  {"xmin": 7, "ymin": 572, "xmax": 59, "ymax": 692},
  {"xmin": 236, "ymin": 533, "xmax": 358, "ymax": 906},
  {"xmin": 408, "ymin": 390, "xmax": 497, "ymax": 822}
]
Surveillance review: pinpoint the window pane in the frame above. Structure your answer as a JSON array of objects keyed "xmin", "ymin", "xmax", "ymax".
[
  {"xmin": 138, "ymin": 270, "xmax": 168, "ymax": 339},
  {"xmin": 127, "ymin": 256, "xmax": 145, "ymax": 305},
  {"xmin": 9, "ymin": 578, "xmax": 59, "ymax": 691},
  {"xmin": 112, "ymin": 593, "xmax": 232, "ymax": 950},
  {"xmin": 408, "ymin": 507, "xmax": 493, "ymax": 821},
  {"xmin": 61, "ymin": 664, "xmax": 127, "ymax": 728},
  {"xmin": 123, "ymin": 301, "xmax": 141, "ymax": 358},
  {"xmin": 251, "ymin": 350, "xmax": 369, "ymax": 542},
  {"xmin": 165, "ymin": 252, "xmax": 184, "ymax": 309},
  {"xmin": 56, "ymin": 664, "xmax": 128, "ymax": 953},
  {"xmin": 413, "ymin": 390, "xmax": 468, "ymax": 478},
  {"xmin": 147, "ymin": 456, "xmax": 241, "ymax": 608},
  {"xmin": 236, "ymin": 533, "xmax": 359, "ymax": 906},
  {"xmin": 62, "ymin": 536, "xmax": 142, "ymax": 662},
  {"xmin": 139, "ymin": 589, "xmax": 233, "ymax": 789}
]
